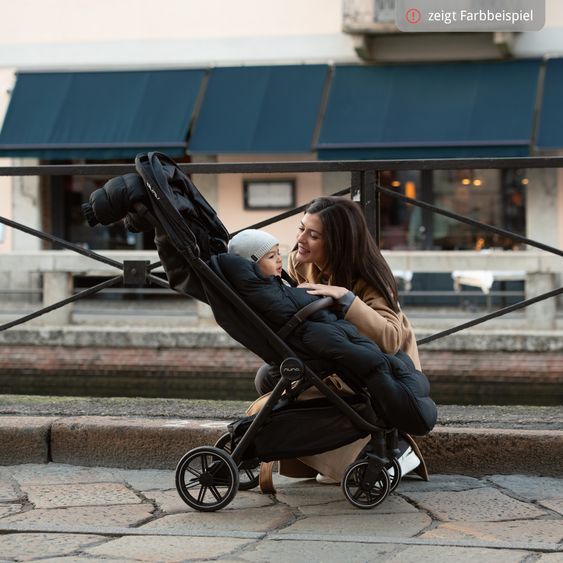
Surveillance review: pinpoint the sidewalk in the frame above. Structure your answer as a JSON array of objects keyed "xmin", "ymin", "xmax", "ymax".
[{"xmin": 0, "ymin": 462, "xmax": 562, "ymax": 562}]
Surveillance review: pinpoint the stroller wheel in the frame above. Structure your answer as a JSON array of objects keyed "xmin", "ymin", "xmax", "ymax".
[
  {"xmin": 175, "ymin": 446, "xmax": 239, "ymax": 512},
  {"xmin": 214, "ymin": 432, "xmax": 260, "ymax": 491},
  {"xmin": 385, "ymin": 458, "xmax": 402, "ymax": 493},
  {"xmin": 342, "ymin": 459, "xmax": 390, "ymax": 509}
]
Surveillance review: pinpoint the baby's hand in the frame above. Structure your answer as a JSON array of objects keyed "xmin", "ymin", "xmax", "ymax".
[{"xmin": 298, "ymin": 283, "xmax": 348, "ymax": 300}]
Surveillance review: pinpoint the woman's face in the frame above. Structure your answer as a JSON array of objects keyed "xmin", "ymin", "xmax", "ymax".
[{"xmin": 295, "ymin": 212, "xmax": 327, "ymax": 269}]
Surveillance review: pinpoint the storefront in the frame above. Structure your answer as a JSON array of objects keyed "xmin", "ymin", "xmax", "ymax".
[
  {"xmin": 0, "ymin": 58, "xmax": 561, "ymax": 265},
  {"xmin": 377, "ymin": 167, "xmax": 527, "ymax": 251}
]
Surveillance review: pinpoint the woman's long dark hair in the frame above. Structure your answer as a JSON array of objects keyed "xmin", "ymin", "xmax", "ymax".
[{"xmin": 306, "ymin": 196, "xmax": 400, "ymax": 313}]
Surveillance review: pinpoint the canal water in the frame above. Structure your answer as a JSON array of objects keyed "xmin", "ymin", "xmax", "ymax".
[{"xmin": 1, "ymin": 371, "xmax": 561, "ymax": 406}]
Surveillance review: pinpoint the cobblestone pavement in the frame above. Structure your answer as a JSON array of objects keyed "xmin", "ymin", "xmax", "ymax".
[{"xmin": 0, "ymin": 464, "xmax": 561, "ymax": 562}]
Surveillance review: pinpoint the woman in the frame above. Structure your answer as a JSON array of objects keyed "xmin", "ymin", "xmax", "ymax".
[
  {"xmin": 254, "ymin": 196, "xmax": 426, "ymax": 484},
  {"xmin": 256, "ymin": 196, "xmax": 420, "ymax": 392},
  {"xmin": 290, "ymin": 196, "xmax": 420, "ymax": 369}
]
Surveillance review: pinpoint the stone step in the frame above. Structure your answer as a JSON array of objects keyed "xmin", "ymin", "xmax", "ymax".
[{"xmin": 1, "ymin": 412, "xmax": 562, "ymax": 476}]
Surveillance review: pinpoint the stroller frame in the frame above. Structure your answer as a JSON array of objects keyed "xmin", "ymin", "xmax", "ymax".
[
  {"xmin": 173, "ymin": 244, "xmax": 402, "ymax": 512},
  {"xmin": 120, "ymin": 152, "xmax": 406, "ymax": 512}
]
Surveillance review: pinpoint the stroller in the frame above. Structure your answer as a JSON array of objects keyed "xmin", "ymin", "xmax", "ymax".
[{"xmin": 82, "ymin": 152, "xmax": 437, "ymax": 512}]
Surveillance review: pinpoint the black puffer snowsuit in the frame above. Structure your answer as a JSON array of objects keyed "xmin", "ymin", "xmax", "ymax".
[
  {"xmin": 217, "ymin": 254, "xmax": 437, "ymax": 436},
  {"xmin": 217, "ymin": 253, "xmax": 387, "ymax": 380}
]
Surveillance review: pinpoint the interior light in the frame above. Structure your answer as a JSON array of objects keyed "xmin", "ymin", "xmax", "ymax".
[
  {"xmin": 521, "ymin": 178, "xmax": 529, "ymax": 185},
  {"xmin": 391, "ymin": 180, "xmax": 401, "ymax": 188},
  {"xmin": 473, "ymin": 179, "xmax": 482, "ymax": 187},
  {"xmin": 461, "ymin": 178, "xmax": 471, "ymax": 186},
  {"xmin": 405, "ymin": 181, "xmax": 416, "ymax": 199}
]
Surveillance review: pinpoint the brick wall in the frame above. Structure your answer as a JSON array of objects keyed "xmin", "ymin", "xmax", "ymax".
[{"xmin": 0, "ymin": 345, "xmax": 561, "ymax": 404}]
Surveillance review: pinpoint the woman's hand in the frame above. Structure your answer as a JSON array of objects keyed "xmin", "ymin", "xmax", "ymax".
[{"xmin": 298, "ymin": 283, "xmax": 349, "ymax": 300}]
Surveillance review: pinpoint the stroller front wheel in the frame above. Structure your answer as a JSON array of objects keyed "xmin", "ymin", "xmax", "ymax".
[
  {"xmin": 342, "ymin": 459, "xmax": 390, "ymax": 509},
  {"xmin": 175, "ymin": 446, "xmax": 239, "ymax": 512},
  {"xmin": 214, "ymin": 432, "xmax": 260, "ymax": 491}
]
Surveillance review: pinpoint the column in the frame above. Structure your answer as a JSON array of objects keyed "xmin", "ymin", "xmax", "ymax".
[{"xmin": 525, "ymin": 167, "xmax": 560, "ymax": 329}]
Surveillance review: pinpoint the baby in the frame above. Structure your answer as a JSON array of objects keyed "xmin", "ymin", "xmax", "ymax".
[
  {"xmin": 228, "ymin": 229, "xmax": 284, "ymax": 278},
  {"xmin": 225, "ymin": 227, "xmax": 386, "ymax": 379}
]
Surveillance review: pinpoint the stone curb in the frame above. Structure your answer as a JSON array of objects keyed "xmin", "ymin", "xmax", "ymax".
[
  {"xmin": 417, "ymin": 426, "xmax": 563, "ymax": 477},
  {"xmin": 1, "ymin": 416, "xmax": 562, "ymax": 476},
  {"xmin": 0, "ymin": 416, "xmax": 53, "ymax": 465},
  {"xmin": 1, "ymin": 326, "xmax": 562, "ymax": 351}
]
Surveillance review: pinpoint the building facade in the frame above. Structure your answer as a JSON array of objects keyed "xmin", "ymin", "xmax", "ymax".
[{"xmin": 0, "ymin": 0, "xmax": 562, "ymax": 315}]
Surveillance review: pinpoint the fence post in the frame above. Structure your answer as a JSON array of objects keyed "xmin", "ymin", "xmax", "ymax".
[
  {"xmin": 42, "ymin": 272, "xmax": 72, "ymax": 325},
  {"xmin": 420, "ymin": 169, "xmax": 434, "ymax": 250},
  {"xmin": 525, "ymin": 273, "xmax": 557, "ymax": 329},
  {"xmin": 352, "ymin": 170, "xmax": 380, "ymax": 246}
]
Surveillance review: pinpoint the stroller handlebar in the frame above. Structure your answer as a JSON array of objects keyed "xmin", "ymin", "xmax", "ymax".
[{"xmin": 277, "ymin": 296, "xmax": 334, "ymax": 340}]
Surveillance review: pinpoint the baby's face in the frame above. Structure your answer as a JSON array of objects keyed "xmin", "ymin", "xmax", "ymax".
[{"xmin": 257, "ymin": 245, "xmax": 283, "ymax": 277}]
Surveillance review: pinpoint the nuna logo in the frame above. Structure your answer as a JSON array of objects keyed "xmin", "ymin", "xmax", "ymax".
[{"xmin": 280, "ymin": 357, "xmax": 304, "ymax": 380}]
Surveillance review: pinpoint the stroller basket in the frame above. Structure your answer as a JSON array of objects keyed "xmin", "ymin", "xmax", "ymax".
[{"xmin": 229, "ymin": 396, "xmax": 373, "ymax": 462}]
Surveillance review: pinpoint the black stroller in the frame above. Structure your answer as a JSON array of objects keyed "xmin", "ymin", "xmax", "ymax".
[{"xmin": 83, "ymin": 152, "xmax": 437, "ymax": 512}]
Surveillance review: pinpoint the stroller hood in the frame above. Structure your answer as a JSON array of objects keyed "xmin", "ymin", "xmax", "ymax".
[{"xmin": 135, "ymin": 152, "xmax": 229, "ymax": 261}]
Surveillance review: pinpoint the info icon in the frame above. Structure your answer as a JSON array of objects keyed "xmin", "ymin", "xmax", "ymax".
[{"xmin": 406, "ymin": 8, "xmax": 422, "ymax": 24}]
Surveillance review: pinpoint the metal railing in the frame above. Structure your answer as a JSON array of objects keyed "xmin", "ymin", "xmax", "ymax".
[{"xmin": 1, "ymin": 156, "xmax": 562, "ymax": 346}]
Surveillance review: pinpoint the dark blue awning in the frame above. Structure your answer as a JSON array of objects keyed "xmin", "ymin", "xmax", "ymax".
[
  {"xmin": 317, "ymin": 60, "xmax": 541, "ymax": 160},
  {"xmin": 536, "ymin": 58, "xmax": 563, "ymax": 152},
  {"xmin": 0, "ymin": 69, "xmax": 206, "ymax": 160},
  {"xmin": 189, "ymin": 65, "xmax": 328, "ymax": 154}
]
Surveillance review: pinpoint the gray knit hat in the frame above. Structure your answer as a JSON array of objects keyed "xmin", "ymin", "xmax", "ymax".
[{"xmin": 228, "ymin": 229, "xmax": 279, "ymax": 262}]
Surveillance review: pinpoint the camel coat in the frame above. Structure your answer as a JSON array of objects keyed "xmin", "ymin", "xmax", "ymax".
[
  {"xmin": 287, "ymin": 251, "xmax": 421, "ymax": 370},
  {"xmin": 280, "ymin": 251, "xmax": 423, "ymax": 482}
]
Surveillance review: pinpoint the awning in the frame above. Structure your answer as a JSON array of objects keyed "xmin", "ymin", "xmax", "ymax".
[
  {"xmin": 536, "ymin": 58, "xmax": 563, "ymax": 152},
  {"xmin": 0, "ymin": 69, "xmax": 206, "ymax": 160},
  {"xmin": 189, "ymin": 65, "xmax": 328, "ymax": 154},
  {"xmin": 317, "ymin": 60, "xmax": 541, "ymax": 160}
]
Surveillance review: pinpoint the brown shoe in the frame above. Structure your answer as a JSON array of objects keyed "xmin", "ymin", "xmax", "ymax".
[{"xmin": 401, "ymin": 433, "xmax": 429, "ymax": 481}]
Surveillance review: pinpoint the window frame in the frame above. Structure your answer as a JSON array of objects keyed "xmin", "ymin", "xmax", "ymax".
[{"xmin": 243, "ymin": 178, "xmax": 297, "ymax": 211}]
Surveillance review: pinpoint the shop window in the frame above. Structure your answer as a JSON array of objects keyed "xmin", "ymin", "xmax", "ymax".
[
  {"xmin": 377, "ymin": 170, "xmax": 421, "ymax": 250},
  {"xmin": 432, "ymin": 169, "xmax": 526, "ymax": 250},
  {"xmin": 376, "ymin": 168, "xmax": 526, "ymax": 251},
  {"xmin": 42, "ymin": 173, "xmax": 144, "ymax": 251},
  {"xmin": 66, "ymin": 176, "xmax": 141, "ymax": 251},
  {"xmin": 243, "ymin": 180, "xmax": 296, "ymax": 210}
]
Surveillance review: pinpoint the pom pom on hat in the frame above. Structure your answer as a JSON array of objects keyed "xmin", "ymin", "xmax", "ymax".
[{"xmin": 228, "ymin": 229, "xmax": 279, "ymax": 262}]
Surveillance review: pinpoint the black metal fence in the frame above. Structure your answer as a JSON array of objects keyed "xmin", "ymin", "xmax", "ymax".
[{"xmin": 0, "ymin": 156, "xmax": 562, "ymax": 345}]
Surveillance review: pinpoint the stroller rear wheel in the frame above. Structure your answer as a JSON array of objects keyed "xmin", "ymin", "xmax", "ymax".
[
  {"xmin": 175, "ymin": 446, "xmax": 239, "ymax": 512},
  {"xmin": 342, "ymin": 459, "xmax": 390, "ymax": 509},
  {"xmin": 215, "ymin": 432, "xmax": 260, "ymax": 490}
]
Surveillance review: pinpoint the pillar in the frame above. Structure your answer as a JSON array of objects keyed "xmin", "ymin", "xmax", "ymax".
[
  {"xmin": 525, "ymin": 168, "xmax": 561, "ymax": 328},
  {"xmin": 41, "ymin": 271, "xmax": 72, "ymax": 325}
]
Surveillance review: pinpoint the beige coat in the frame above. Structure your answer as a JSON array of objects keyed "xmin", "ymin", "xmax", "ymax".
[
  {"xmin": 281, "ymin": 251, "xmax": 423, "ymax": 482},
  {"xmin": 288, "ymin": 251, "xmax": 421, "ymax": 369}
]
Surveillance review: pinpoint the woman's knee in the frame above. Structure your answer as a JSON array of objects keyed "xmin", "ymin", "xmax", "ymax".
[{"xmin": 255, "ymin": 363, "xmax": 279, "ymax": 394}]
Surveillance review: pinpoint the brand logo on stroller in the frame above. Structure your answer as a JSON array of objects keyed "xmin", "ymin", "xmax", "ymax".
[
  {"xmin": 146, "ymin": 181, "xmax": 160, "ymax": 200},
  {"xmin": 280, "ymin": 357, "xmax": 304, "ymax": 381}
]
